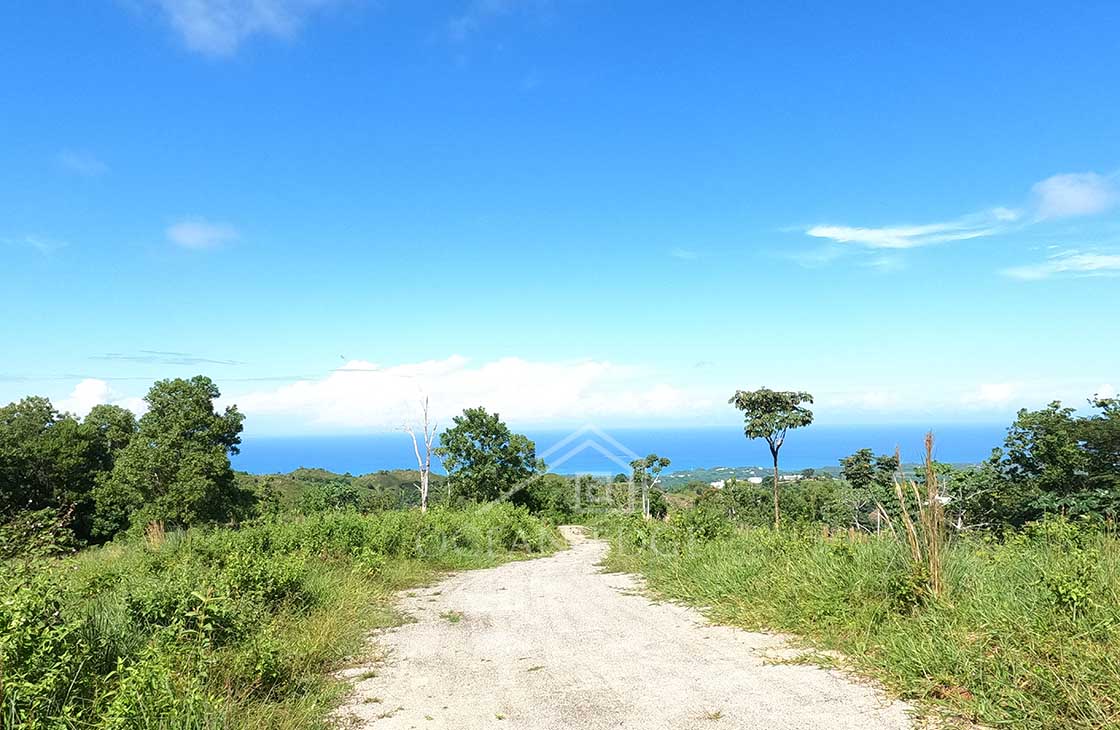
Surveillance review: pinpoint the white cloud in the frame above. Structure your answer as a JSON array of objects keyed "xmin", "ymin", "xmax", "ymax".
[
  {"xmin": 167, "ymin": 219, "xmax": 239, "ymax": 249},
  {"xmin": 1001, "ymin": 250, "xmax": 1120, "ymax": 280},
  {"xmin": 801, "ymin": 171, "xmax": 1116, "ymax": 258},
  {"xmin": 152, "ymin": 0, "xmax": 337, "ymax": 56},
  {"xmin": 961, "ymin": 382, "xmax": 1020, "ymax": 406},
  {"xmin": 234, "ymin": 356, "xmax": 712, "ymax": 430},
  {"xmin": 58, "ymin": 379, "xmax": 146, "ymax": 418},
  {"xmin": 669, "ymin": 247, "xmax": 699, "ymax": 260},
  {"xmin": 56, "ymin": 150, "xmax": 108, "ymax": 176},
  {"xmin": 1032, "ymin": 172, "xmax": 1119, "ymax": 220},
  {"xmin": 806, "ymin": 210, "xmax": 1011, "ymax": 250},
  {"xmin": 1097, "ymin": 384, "xmax": 1116, "ymax": 400}
]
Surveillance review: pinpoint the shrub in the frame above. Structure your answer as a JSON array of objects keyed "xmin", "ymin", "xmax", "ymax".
[{"xmin": 0, "ymin": 504, "xmax": 559, "ymax": 728}]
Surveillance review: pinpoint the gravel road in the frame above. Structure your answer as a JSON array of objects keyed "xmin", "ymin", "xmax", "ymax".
[{"xmin": 336, "ymin": 526, "xmax": 915, "ymax": 729}]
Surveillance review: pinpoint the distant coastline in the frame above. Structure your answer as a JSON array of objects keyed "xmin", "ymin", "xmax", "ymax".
[{"xmin": 231, "ymin": 424, "xmax": 1006, "ymax": 477}]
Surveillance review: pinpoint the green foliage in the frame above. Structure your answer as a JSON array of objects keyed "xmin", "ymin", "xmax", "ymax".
[
  {"xmin": 298, "ymin": 481, "xmax": 365, "ymax": 514},
  {"xmin": 728, "ymin": 388, "xmax": 815, "ymax": 447},
  {"xmin": 509, "ymin": 473, "xmax": 580, "ymax": 523},
  {"xmin": 728, "ymin": 387, "xmax": 814, "ymax": 526},
  {"xmin": 0, "ymin": 504, "xmax": 559, "ymax": 729},
  {"xmin": 94, "ymin": 376, "xmax": 251, "ymax": 536},
  {"xmin": 596, "ymin": 515, "xmax": 1120, "ymax": 730},
  {"xmin": 672, "ymin": 504, "xmax": 733, "ymax": 543},
  {"xmin": 630, "ymin": 454, "xmax": 670, "ymax": 519},
  {"xmin": 994, "ymin": 398, "xmax": 1120, "ymax": 523},
  {"xmin": 435, "ymin": 407, "xmax": 539, "ymax": 503},
  {"xmin": 0, "ymin": 507, "xmax": 78, "ymax": 561},
  {"xmin": 0, "ymin": 397, "xmax": 125, "ymax": 543}
]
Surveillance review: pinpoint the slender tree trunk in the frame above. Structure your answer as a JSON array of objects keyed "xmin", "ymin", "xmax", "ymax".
[
  {"xmin": 772, "ymin": 449, "xmax": 781, "ymax": 528},
  {"xmin": 408, "ymin": 397, "xmax": 436, "ymax": 513}
]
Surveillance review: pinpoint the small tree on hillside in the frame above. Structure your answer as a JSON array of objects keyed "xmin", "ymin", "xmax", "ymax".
[
  {"xmin": 630, "ymin": 454, "xmax": 670, "ymax": 519},
  {"xmin": 729, "ymin": 388, "xmax": 814, "ymax": 527},
  {"xmin": 405, "ymin": 397, "xmax": 437, "ymax": 513},
  {"xmin": 434, "ymin": 407, "xmax": 538, "ymax": 503}
]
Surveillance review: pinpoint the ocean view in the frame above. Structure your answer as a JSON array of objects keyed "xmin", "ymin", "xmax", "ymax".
[{"xmin": 230, "ymin": 423, "xmax": 1008, "ymax": 476}]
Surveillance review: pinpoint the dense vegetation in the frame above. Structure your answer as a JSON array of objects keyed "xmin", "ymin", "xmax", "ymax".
[
  {"xmin": 0, "ymin": 381, "xmax": 562, "ymax": 728},
  {"xmin": 2, "ymin": 376, "xmax": 1118, "ymax": 728},
  {"xmin": 2, "ymin": 504, "xmax": 558, "ymax": 728},
  {"xmin": 583, "ymin": 392, "xmax": 1120, "ymax": 730},
  {"xmin": 592, "ymin": 513, "xmax": 1119, "ymax": 730}
]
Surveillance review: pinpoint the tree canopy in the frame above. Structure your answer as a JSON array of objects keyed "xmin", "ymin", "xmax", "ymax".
[
  {"xmin": 93, "ymin": 376, "xmax": 249, "ymax": 535},
  {"xmin": 435, "ymin": 407, "xmax": 539, "ymax": 503},
  {"xmin": 729, "ymin": 387, "xmax": 814, "ymax": 526}
]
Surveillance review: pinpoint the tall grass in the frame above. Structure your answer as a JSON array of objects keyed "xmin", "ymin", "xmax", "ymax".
[
  {"xmin": 592, "ymin": 512, "xmax": 1120, "ymax": 729},
  {"xmin": 0, "ymin": 504, "xmax": 560, "ymax": 729},
  {"xmin": 880, "ymin": 433, "xmax": 946, "ymax": 599}
]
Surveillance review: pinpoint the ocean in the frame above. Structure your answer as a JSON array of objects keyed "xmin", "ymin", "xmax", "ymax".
[{"xmin": 230, "ymin": 424, "xmax": 1007, "ymax": 476}]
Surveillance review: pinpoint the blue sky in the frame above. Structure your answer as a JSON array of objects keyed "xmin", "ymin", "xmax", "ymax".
[{"xmin": 2, "ymin": 0, "xmax": 1118, "ymax": 434}]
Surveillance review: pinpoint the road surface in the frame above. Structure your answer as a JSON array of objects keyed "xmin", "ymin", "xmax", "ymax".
[{"xmin": 336, "ymin": 526, "xmax": 915, "ymax": 729}]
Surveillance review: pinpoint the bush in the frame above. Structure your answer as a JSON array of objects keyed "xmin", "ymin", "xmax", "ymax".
[
  {"xmin": 0, "ymin": 505, "xmax": 559, "ymax": 729},
  {"xmin": 672, "ymin": 505, "xmax": 734, "ymax": 543}
]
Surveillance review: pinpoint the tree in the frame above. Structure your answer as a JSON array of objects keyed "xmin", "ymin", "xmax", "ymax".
[
  {"xmin": 0, "ymin": 397, "xmax": 108, "ymax": 543},
  {"xmin": 83, "ymin": 404, "xmax": 137, "ymax": 468},
  {"xmin": 729, "ymin": 388, "xmax": 814, "ymax": 527},
  {"xmin": 839, "ymin": 448, "xmax": 899, "ymax": 531},
  {"xmin": 94, "ymin": 376, "xmax": 249, "ymax": 535},
  {"xmin": 405, "ymin": 397, "xmax": 437, "ymax": 512},
  {"xmin": 630, "ymin": 454, "xmax": 670, "ymax": 519},
  {"xmin": 996, "ymin": 398, "xmax": 1120, "ymax": 521},
  {"xmin": 434, "ymin": 407, "xmax": 538, "ymax": 503}
]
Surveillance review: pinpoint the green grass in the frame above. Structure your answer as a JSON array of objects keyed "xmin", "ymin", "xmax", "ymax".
[
  {"xmin": 592, "ymin": 513, "xmax": 1120, "ymax": 730},
  {"xmin": 0, "ymin": 504, "xmax": 561, "ymax": 729}
]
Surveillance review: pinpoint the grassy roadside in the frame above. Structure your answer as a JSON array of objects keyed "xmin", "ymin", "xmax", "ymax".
[
  {"xmin": 1, "ymin": 505, "xmax": 562, "ymax": 729},
  {"xmin": 591, "ymin": 513, "xmax": 1120, "ymax": 730}
]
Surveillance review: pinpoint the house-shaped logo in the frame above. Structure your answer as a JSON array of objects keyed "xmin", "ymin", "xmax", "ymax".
[{"xmin": 503, "ymin": 425, "xmax": 641, "ymax": 510}]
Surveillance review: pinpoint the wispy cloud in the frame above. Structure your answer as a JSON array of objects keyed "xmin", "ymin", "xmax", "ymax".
[
  {"xmin": 151, "ymin": 0, "xmax": 338, "ymax": 56},
  {"xmin": 167, "ymin": 219, "xmax": 239, "ymax": 249},
  {"xmin": 1032, "ymin": 172, "xmax": 1119, "ymax": 220},
  {"xmin": 669, "ymin": 247, "xmax": 699, "ymax": 260},
  {"xmin": 797, "ymin": 170, "xmax": 1120, "ymax": 272},
  {"xmin": 93, "ymin": 350, "xmax": 245, "ymax": 366},
  {"xmin": 56, "ymin": 149, "xmax": 108, "ymax": 176},
  {"xmin": 806, "ymin": 208, "xmax": 1019, "ymax": 250},
  {"xmin": 1001, "ymin": 250, "xmax": 1120, "ymax": 280},
  {"xmin": 446, "ymin": 0, "xmax": 550, "ymax": 41},
  {"xmin": 3, "ymin": 235, "xmax": 68, "ymax": 255}
]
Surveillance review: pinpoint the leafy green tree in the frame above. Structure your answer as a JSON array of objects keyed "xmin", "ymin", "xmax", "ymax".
[
  {"xmin": 511, "ymin": 473, "xmax": 579, "ymax": 521},
  {"xmin": 94, "ymin": 376, "xmax": 249, "ymax": 535},
  {"xmin": 83, "ymin": 404, "xmax": 137, "ymax": 470},
  {"xmin": 728, "ymin": 388, "xmax": 814, "ymax": 527},
  {"xmin": 1081, "ymin": 396, "xmax": 1120, "ymax": 496},
  {"xmin": 435, "ymin": 407, "xmax": 539, "ymax": 503},
  {"xmin": 630, "ymin": 454, "xmax": 670, "ymax": 519},
  {"xmin": 839, "ymin": 448, "xmax": 899, "ymax": 530},
  {"xmin": 0, "ymin": 397, "xmax": 105, "ymax": 542}
]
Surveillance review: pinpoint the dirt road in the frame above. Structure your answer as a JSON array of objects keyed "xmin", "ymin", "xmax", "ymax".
[{"xmin": 336, "ymin": 526, "xmax": 915, "ymax": 729}]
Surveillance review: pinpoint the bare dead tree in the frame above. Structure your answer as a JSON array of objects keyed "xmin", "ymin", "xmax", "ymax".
[{"xmin": 405, "ymin": 397, "xmax": 437, "ymax": 513}]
